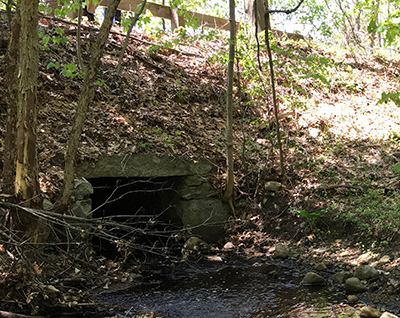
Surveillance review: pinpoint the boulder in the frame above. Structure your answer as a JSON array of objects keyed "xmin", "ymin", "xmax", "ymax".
[
  {"xmin": 71, "ymin": 179, "xmax": 94, "ymax": 218},
  {"xmin": 345, "ymin": 277, "xmax": 368, "ymax": 292},
  {"xmin": 273, "ymin": 244, "xmax": 289, "ymax": 258},
  {"xmin": 73, "ymin": 178, "xmax": 94, "ymax": 200},
  {"xmin": 332, "ymin": 271, "xmax": 353, "ymax": 284},
  {"xmin": 301, "ymin": 272, "xmax": 325, "ymax": 285},
  {"xmin": 177, "ymin": 198, "xmax": 231, "ymax": 243},
  {"xmin": 177, "ymin": 176, "xmax": 216, "ymax": 200},
  {"xmin": 354, "ymin": 265, "xmax": 379, "ymax": 280},
  {"xmin": 359, "ymin": 306, "xmax": 382, "ymax": 318}
]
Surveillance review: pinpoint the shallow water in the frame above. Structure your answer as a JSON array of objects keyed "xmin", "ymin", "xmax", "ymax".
[{"xmin": 97, "ymin": 258, "xmax": 346, "ymax": 318}]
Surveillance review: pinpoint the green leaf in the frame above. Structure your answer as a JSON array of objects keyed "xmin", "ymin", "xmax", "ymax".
[
  {"xmin": 378, "ymin": 92, "xmax": 400, "ymax": 107},
  {"xmin": 55, "ymin": 28, "xmax": 64, "ymax": 36},
  {"xmin": 47, "ymin": 61, "xmax": 60, "ymax": 70},
  {"xmin": 42, "ymin": 35, "xmax": 51, "ymax": 45},
  {"xmin": 386, "ymin": 27, "xmax": 399, "ymax": 45},
  {"xmin": 38, "ymin": 3, "xmax": 47, "ymax": 11},
  {"xmin": 367, "ymin": 19, "xmax": 377, "ymax": 33}
]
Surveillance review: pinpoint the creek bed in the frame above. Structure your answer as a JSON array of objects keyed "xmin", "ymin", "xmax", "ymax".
[{"xmin": 96, "ymin": 258, "xmax": 349, "ymax": 318}]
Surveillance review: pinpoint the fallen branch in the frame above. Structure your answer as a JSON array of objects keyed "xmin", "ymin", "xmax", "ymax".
[{"xmin": 0, "ymin": 311, "xmax": 46, "ymax": 318}]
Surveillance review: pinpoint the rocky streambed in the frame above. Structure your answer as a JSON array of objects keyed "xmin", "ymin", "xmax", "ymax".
[{"xmin": 94, "ymin": 241, "xmax": 400, "ymax": 318}]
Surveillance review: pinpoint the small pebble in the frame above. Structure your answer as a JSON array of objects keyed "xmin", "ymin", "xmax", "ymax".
[{"xmin": 315, "ymin": 262, "xmax": 327, "ymax": 271}]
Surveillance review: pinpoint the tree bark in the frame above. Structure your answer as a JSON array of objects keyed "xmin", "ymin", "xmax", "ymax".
[
  {"xmin": 3, "ymin": 3, "xmax": 20, "ymax": 196},
  {"xmin": 12, "ymin": 0, "xmax": 46, "ymax": 242},
  {"xmin": 224, "ymin": 0, "xmax": 236, "ymax": 214},
  {"xmin": 57, "ymin": 0, "xmax": 121, "ymax": 212}
]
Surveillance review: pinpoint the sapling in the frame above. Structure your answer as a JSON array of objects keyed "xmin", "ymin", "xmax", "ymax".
[{"xmin": 291, "ymin": 208, "xmax": 327, "ymax": 230}]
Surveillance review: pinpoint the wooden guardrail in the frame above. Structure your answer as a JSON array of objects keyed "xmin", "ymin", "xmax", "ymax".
[
  {"xmin": 46, "ymin": 0, "xmax": 239, "ymax": 31},
  {"xmin": 99, "ymin": 0, "xmax": 240, "ymax": 31}
]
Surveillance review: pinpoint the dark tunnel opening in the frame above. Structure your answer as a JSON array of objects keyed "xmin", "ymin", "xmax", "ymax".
[{"xmin": 87, "ymin": 177, "xmax": 183, "ymax": 260}]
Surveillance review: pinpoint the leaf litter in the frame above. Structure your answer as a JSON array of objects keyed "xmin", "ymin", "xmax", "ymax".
[{"xmin": 1, "ymin": 13, "xmax": 400, "ymax": 317}]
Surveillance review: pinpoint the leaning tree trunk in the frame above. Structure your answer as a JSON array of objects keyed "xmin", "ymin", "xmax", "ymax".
[
  {"xmin": 3, "ymin": 3, "xmax": 21, "ymax": 196},
  {"xmin": 57, "ymin": 0, "xmax": 121, "ymax": 212},
  {"xmin": 224, "ymin": 0, "xmax": 236, "ymax": 215},
  {"xmin": 12, "ymin": 0, "xmax": 45, "ymax": 242}
]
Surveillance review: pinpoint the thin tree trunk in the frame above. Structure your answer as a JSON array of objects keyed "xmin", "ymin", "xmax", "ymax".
[
  {"xmin": 224, "ymin": 0, "xmax": 236, "ymax": 215},
  {"xmin": 77, "ymin": 0, "xmax": 85, "ymax": 72},
  {"xmin": 3, "ymin": 3, "xmax": 20, "ymax": 196},
  {"xmin": 116, "ymin": 0, "xmax": 147, "ymax": 75},
  {"xmin": 264, "ymin": 2, "xmax": 285, "ymax": 179},
  {"xmin": 56, "ymin": 0, "xmax": 121, "ymax": 212},
  {"xmin": 6, "ymin": 0, "xmax": 13, "ymax": 29}
]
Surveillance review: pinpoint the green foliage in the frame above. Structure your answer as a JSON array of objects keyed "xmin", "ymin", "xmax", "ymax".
[
  {"xmin": 378, "ymin": 92, "xmax": 400, "ymax": 107},
  {"xmin": 336, "ymin": 188, "xmax": 400, "ymax": 234},
  {"xmin": 96, "ymin": 77, "xmax": 107, "ymax": 87},
  {"xmin": 291, "ymin": 208, "xmax": 327, "ymax": 230},
  {"xmin": 60, "ymin": 63, "xmax": 79, "ymax": 78},
  {"xmin": 139, "ymin": 141, "xmax": 153, "ymax": 149},
  {"xmin": 39, "ymin": 27, "xmax": 68, "ymax": 51},
  {"xmin": 391, "ymin": 163, "xmax": 400, "ymax": 175}
]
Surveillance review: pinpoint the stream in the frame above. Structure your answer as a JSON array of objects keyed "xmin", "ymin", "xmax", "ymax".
[{"xmin": 96, "ymin": 258, "xmax": 349, "ymax": 318}]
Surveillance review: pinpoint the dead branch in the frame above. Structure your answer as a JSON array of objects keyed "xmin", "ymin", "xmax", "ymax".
[{"xmin": 0, "ymin": 311, "xmax": 46, "ymax": 318}]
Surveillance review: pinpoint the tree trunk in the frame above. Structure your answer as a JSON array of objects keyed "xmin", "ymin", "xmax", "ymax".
[
  {"xmin": 3, "ymin": 3, "xmax": 20, "ymax": 196},
  {"xmin": 264, "ymin": 1, "xmax": 285, "ymax": 179},
  {"xmin": 57, "ymin": 0, "xmax": 121, "ymax": 212},
  {"xmin": 116, "ymin": 0, "xmax": 147, "ymax": 75},
  {"xmin": 12, "ymin": 0, "xmax": 45, "ymax": 242},
  {"xmin": 224, "ymin": 0, "xmax": 236, "ymax": 214}
]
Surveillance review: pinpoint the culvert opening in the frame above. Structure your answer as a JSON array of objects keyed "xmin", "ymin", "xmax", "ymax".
[{"xmin": 87, "ymin": 177, "xmax": 183, "ymax": 260}]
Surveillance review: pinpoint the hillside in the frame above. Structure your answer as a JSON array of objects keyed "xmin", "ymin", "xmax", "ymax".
[{"xmin": 2, "ymin": 11, "xmax": 400, "ymax": 317}]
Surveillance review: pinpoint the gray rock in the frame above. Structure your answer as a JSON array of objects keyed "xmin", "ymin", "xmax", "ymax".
[
  {"xmin": 354, "ymin": 265, "xmax": 379, "ymax": 280},
  {"xmin": 381, "ymin": 312, "xmax": 399, "ymax": 318},
  {"xmin": 274, "ymin": 244, "xmax": 289, "ymax": 258},
  {"xmin": 264, "ymin": 181, "xmax": 281, "ymax": 192},
  {"xmin": 347, "ymin": 295, "xmax": 358, "ymax": 303},
  {"xmin": 72, "ymin": 198, "xmax": 92, "ymax": 218},
  {"xmin": 345, "ymin": 277, "xmax": 368, "ymax": 292},
  {"xmin": 177, "ymin": 198, "xmax": 231, "ymax": 243},
  {"xmin": 178, "ymin": 176, "xmax": 216, "ymax": 200},
  {"xmin": 183, "ymin": 176, "xmax": 205, "ymax": 187},
  {"xmin": 301, "ymin": 272, "xmax": 325, "ymax": 285},
  {"xmin": 377, "ymin": 255, "xmax": 391, "ymax": 264},
  {"xmin": 76, "ymin": 154, "xmax": 212, "ymax": 178},
  {"xmin": 181, "ymin": 236, "xmax": 211, "ymax": 260},
  {"xmin": 73, "ymin": 178, "xmax": 94, "ymax": 200},
  {"xmin": 43, "ymin": 198, "xmax": 54, "ymax": 210},
  {"xmin": 359, "ymin": 306, "xmax": 382, "ymax": 318},
  {"xmin": 332, "ymin": 271, "xmax": 353, "ymax": 284},
  {"xmin": 315, "ymin": 262, "xmax": 327, "ymax": 271}
]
